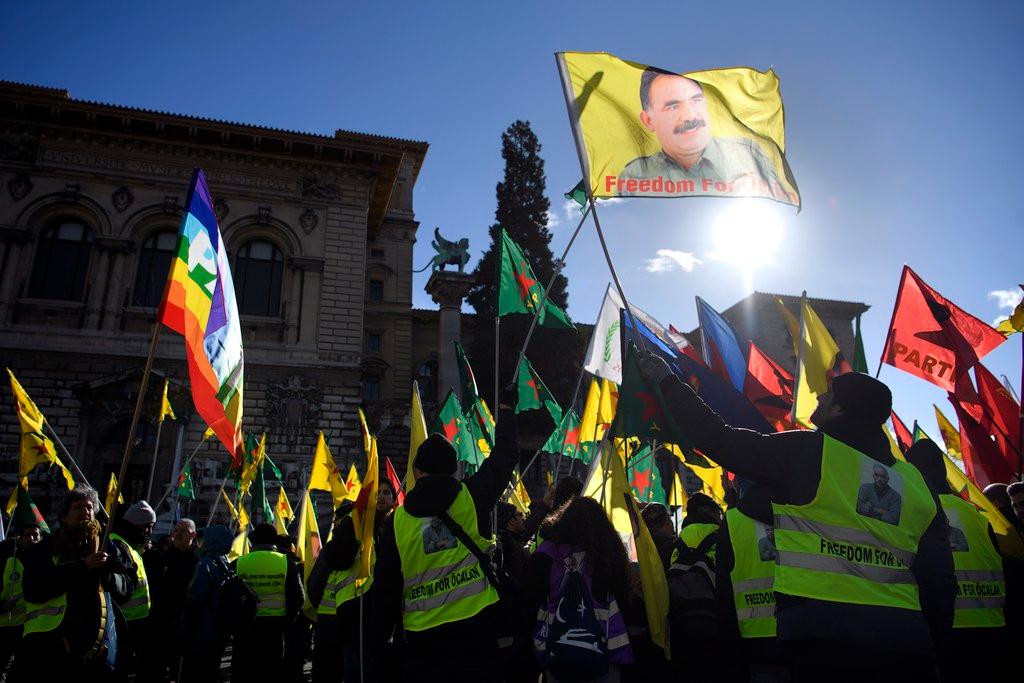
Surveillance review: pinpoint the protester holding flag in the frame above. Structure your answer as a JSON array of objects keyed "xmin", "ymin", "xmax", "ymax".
[
  {"xmin": 637, "ymin": 349, "xmax": 955, "ymax": 682},
  {"xmin": 373, "ymin": 397, "xmax": 519, "ymax": 682},
  {"xmin": 16, "ymin": 485, "xmax": 132, "ymax": 680}
]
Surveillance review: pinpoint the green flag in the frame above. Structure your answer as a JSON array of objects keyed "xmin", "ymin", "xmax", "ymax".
[
  {"xmin": 627, "ymin": 444, "xmax": 667, "ymax": 505},
  {"xmin": 542, "ymin": 409, "xmax": 594, "ymax": 465},
  {"xmin": 431, "ymin": 390, "xmax": 479, "ymax": 466},
  {"xmin": 515, "ymin": 357, "xmax": 562, "ymax": 424},
  {"xmin": 613, "ymin": 344, "xmax": 673, "ymax": 442},
  {"xmin": 497, "ymin": 228, "xmax": 573, "ymax": 329},
  {"xmin": 12, "ymin": 485, "xmax": 49, "ymax": 534},
  {"xmin": 466, "ymin": 397, "xmax": 496, "ymax": 451},
  {"xmin": 912, "ymin": 422, "xmax": 933, "ymax": 443},
  {"xmin": 252, "ymin": 464, "xmax": 274, "ymax": 523},
  {"xmin": 454, "ymin": 341, "xmax": 481, "ymax": 413},
  {"xmin": 853, "ymin": 313, "xmax": 869, "ymax": 374},
  {"xmin": 177, "ymin": 463, "xmax": 195, "ymax": 501},
  {"xmin": 564, "ymin": 180, "xmax": 588, "ymax": 211}
]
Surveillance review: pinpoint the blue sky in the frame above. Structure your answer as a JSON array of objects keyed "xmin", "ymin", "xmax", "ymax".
[{"xmin": 3, "ymin": 0, "xmax": 1022, "ymax": 438}]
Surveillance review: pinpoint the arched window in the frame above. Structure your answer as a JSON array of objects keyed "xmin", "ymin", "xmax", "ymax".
[
  {"xmin": 134, "ymin": 230, "xmax": 178, "ymax": 307},
  {"xmin": 416, "ymin": 361, "xmax": 438, "ymax": 403},
  {"xmin": 235, "ymin": 240, "xmax": 284, "ymax": 317},
  {"xmin": 29, "ymin": 220, "xmax": 95, "ymax": 301}
]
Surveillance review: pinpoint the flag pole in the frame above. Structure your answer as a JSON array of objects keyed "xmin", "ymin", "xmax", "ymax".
[
  {"xmin": 509, "ymin": 204, "xmax": 592, "ymax": 388},
  {"xmin": 42, "ymin": 418, "xmax": 92, "ymax": 488},
  {"xmin": 206, "ymin": 476, "xmax": 228, "ymax": 526},
  {"xmin": 494, "ymin": 317, "xmax": 500, "ymax": 414},
  {"xmin": 145, "ymin": 418, "xmax": 165, "ymax": 501},
  {"xmin": 790, "ymin": 293, "xmax": 808, "ymax": 426},
  {"xmin": 155, "ymin": 435, "xmax": 208, "ymax": 510},
  {"xmin": 102, "ymin": 323, "xmax": 162, "ymax": 547}
]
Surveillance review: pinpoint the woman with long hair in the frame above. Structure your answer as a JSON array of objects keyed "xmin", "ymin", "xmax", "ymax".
[{"xmin": 524, "ymin": 496, "xmax": 633, "ymax": 683}]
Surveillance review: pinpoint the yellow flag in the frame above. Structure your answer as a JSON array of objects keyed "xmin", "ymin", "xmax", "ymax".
[
  {"xmin": 159, "ymin": 378, "xmax": 176, "ymax": 422},
  {"xmin": 556, "ymin": 52, "xmax": 799, "ymax": 209},
  {"xmin": 274, "ymin": 487, "xmax": 294, "ymax": 535},
  {"xmin": 580, "ymin": 378, "xmax": 617, "ymax": 444},
  {"xmin": 686, "ymin": 460, "xmax": 727, "ymax": 508},
  {"xmin": 203, "ymin": 426, "xmax": 215, "ymax": 440},
  {"xmin": 345, "ymin": 465, "xmax": 362, "ymax": 502},
  {"xmin": 944, "ymin": 452, "xmax": 1024, "ymax": 558},
  {"xmin": 104, "ymin": 472, "xmax": 124, "ymax": 515},
  {"xmin": 7, "ymin": 369, "xmax": 74, "ymax": 490},
  {"xmin": 775, "ymin": 298, "xmax": 801, "ymax": 357},
  {"xmin": 626, "ymin": 492, "xmax": 671, "ymax": 658},
  {"xmin": 792, "ymin": 299, "xmax": 841, "ymax": 427},
  {"xmin": 228, "ymin": 529, "xmax": 249, "ymax": 561},
  {"xmin": 353, "ymin": 435, "xmax": 379, "ymax": 582},
  {"xmin": 221, "ymin": 490, "xmax": 249, "ymax": 528},
  {"xmin": 296, "ymin": 490, "xmax": 322, "ymax": 577},
  {"xmin": 507, "ymin": 471, "xmax": 531, "ymax": 515},
  {"xmin": 934, "ymin": 405, "xmax": 962, "ymax": 461},
  {"xmin": 406, "ymin": 381, "xmax": 428, "ymax": 493},
  {"xmin": 882, "ymin": 424, "xmax": 907, "ymax": 462},
  {"xmin": 669, "ymin": 471, "xmax": 688, "ymax": 509},
  {"xmin": 238, "ymin": 433, "xmax": 266, "ymax": 497},
  {"xmin": 308, "ymin": 432, "xmax": 350, "ymax": 507}
]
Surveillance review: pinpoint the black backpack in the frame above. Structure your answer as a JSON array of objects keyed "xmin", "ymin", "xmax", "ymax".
[
  {"xmin": 541, "ymin": 560, "xmax": 610, "ymax": 682},
  {"xmin": 666, "ymin": 533, "xmax": 719, "ymax": 638},
  {"xmin": 217, "ymin": 562, "xmax": 259, "ymax": 634}
]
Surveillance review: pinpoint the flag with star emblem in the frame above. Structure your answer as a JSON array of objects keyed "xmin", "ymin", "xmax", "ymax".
[
  {"xmin": 177, "ymin": 463, "xmax": 195, "ymax": 501},
  {"xmin": 515, "ymin": 357, "xmax": 562, "ymax": 423},
  {"xmin": 497, "ymin": 228, "xmax": 573, "ymax": 329},
  {"xmin": 6, "ymin": 369, "xmax": 74, "ymax": 492},
  {"xmin": 627, "ymin": 444, "xmax": 666, "ymax": 504},
  {"xmin": 432, "ymin": 390, "xmax": 481, "ymax": 467},
  {"xmin": 308, "ymin": 431, "xmax": 350, "ymax": 507},
  {"xmin": 453, "ymin": 342, "xmax": 496, "ymax": 450},
  {"xmin": 275, "ymin": 487, "xmax": 294, "ymax": 535},
  {"xmin": 612, "ymin": 342, "xmax": 684, "ymax": 445},
  {"xmin": 542, "ymin": 409, "xmax": 594, "ymax": 464}
]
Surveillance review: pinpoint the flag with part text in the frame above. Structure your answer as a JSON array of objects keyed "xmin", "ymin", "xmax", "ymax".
[
  {"xmin": 158, "ymin": 168, "xmax": 244, "ymax": 461},
  {"xmin": 497, "ymin": 228, "xmax": 573, "ymax": 328},
  {"xmin": 556, "ymin": 51, "xmax": 799, "ymax": 208},
  {"xmin": 881, "ymin": 266, "xmax": 1005, "ymax": 391}
]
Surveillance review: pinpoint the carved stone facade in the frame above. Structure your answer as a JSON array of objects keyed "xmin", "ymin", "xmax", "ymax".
[{"xmin": 0, "ymin": 81, "xmax": 431, "ymax": 519}]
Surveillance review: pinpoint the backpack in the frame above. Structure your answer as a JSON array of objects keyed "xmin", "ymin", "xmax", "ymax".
[
  {"xmin": 217, "ymin": 563, "xmax": 259, "ymax": 634},
  {"xmin": 666, "ymin": 532, "xmax": 719, "ymax": 638},
  {"xmin": 541, "ymin": 557, "xmax": 610, "ymax": 682}
]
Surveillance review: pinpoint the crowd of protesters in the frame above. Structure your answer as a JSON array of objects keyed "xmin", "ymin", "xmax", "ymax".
[{"xmin": 1, "ymin": 368, "xmax": 1022, "ymax": 682}]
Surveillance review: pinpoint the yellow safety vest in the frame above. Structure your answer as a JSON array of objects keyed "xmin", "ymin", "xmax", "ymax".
[
  {"xmin": 726, "ymin": 508, "xmax": 776, "ymax": 638},
  {"xmin": 772, "ymin": 435, "xmax": 935, "ymax": 611},
  {"xmin": 670, "ymin": 522, "xmax": 719, "ymax": 565},
  {"xmin": 1, "ymin": 555, "xmax": 28, "ymax": 628},
  {"xmin": 109, "ymin": 533, "xmax": 150, "ymax": 621},
  {"xmin": 393, "ymin": 484, "xmax": 499, "ymax": 632},
  {"xmin": 938, "ymin": 494, "xmax": 1006, "ymax": 628},
  {"xmin": 316, "ymin": 548, "xmax": 376, "ymax": 616},
  {"xmin": 22, "ymin": 555, "xmax": 67, "ymax": 636},
  {"xmin": 236, "ymin": 550, "xmax": 288, "ymax": 617}
]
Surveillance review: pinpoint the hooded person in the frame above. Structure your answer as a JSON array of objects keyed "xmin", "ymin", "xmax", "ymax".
[
  {"xmin": 182, "ymin": 525, "xmax": 234, "ymax": 683},
  {"xmin": 637, "ymin": 356, "xmax": 956, "ymax": 683},
  {"xmin": 373, "ymin": 400, "xmax": 519, "ymax": 683},
  {"xmin": 106, "ymin": 500, "xmax": 158, "ymax": 678}
]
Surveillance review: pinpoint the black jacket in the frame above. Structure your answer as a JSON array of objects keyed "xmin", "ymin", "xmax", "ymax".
[
  {"xmin": 307, "ymin": 514, "xmax": 372, "ymax": 643},
  {"xmin": 373, "ymin": 408, "xmax": 518, "ymax": 656},
  {"xmin": 658, "ymin": 375, "xmax": 956, "ymax": 658}
]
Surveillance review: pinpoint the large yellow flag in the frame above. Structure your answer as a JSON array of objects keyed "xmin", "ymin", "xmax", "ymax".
[
  {"xmin": 686, "ymin": 460, "xmax": 727, "ymax": 509},
  {"xmin": 275, "ymin": 487, "xmax": 294, "ymax": 535},
  {"xmin": 158, "ymin": 378, "xmax": 176, "ymax": 422},
  {"xmin": 104, "ymin": 472, "xmax": 124, "ymax": 515},
  {"xmin": 353, "ymin": 425, "xmax": 379, "ymax": 582},
  {"xmin": 556, "ymin": 52, "xmax": 799, "ymax": 208},
  {"xmin": 944, "ymin": 452, "xmax": 1024, "ymax": 558},
  {"xmin": 295, "ymin": 491, "xmax": 322, "ymax": 577},
  {"xmin": 228, "ymin": 530, "xmax": 249, "ymax": 562},
  {"xmin": 7, "ymin": 369, "xmax": 74, "ymax": 490},
  {"xmin": 583, "ymin": 440, "xmax": 670, "ymax": 656},
  {"xmin": 792, "ymin": 299, "xmax": 841, "ymax": 427},
  {"xmin": 933, "ymin": 405, "xmax": 962, "ymax": 462},
  {"xmin": 308, "ymin": 432, "xmax": 349, "ymax": 507},
  {"xmin": 406, "ymin": 381, "xmax": 428, "ymax": 493},
  {"xmin": 775, "ymin": 298, "xmax": 801, "ymax": 356}
]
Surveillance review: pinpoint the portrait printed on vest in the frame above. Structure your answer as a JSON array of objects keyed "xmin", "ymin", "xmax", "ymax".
[
  {"xmin": 944, "ymin": 507, "xmax": 970, "ymax": 552},
  {"xmin": 422, "ymin": 517, "xmax": 458, "ymax": 554},
  {"xmin": 855, "ymin": 460, "xmax": 903, "ymax": 526},
  {"xmin": 755, "ymin": 522, "xmax": 778, "ymax": 562}
]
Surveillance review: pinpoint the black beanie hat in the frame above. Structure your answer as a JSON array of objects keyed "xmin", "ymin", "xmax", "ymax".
[
  {"xmin": 414, "ymin": 433, "xmax": 457, "ymax": 476},
  {"xmin": 831, "ymin": 373, "xmax": 892, "ymax": 426},
  {"xmin": 249, "ymin": 523, "xmax": 278, "ymax": 546}
]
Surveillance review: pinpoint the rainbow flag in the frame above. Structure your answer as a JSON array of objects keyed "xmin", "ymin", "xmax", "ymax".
[{"xmin": 159, "ymin": 169, "xmax": 244, "ymax": 461}]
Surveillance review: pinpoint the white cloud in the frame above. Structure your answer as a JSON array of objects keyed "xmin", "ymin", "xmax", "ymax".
[
  {"xmin": 562, "ymin": 199, "xmax": 581, "ymax": 220},
  {"xmin": 545, "ymin": 210, "xmax": 560, "ymax": 229},
  {"xmin": 988, "ymin": 288, "xmax": 1022, "ymax": 310},
  {"xmin": 596, "ymin": 197, "xmax": 623, "ymax": 206},
  {"xmin": 645, "ymin": 249, "xmax": 702, "ymax": 274}
]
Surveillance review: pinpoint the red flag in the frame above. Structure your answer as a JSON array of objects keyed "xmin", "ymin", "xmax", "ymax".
[
  {"xmin": 384, "ymin": 456, "xmax": 406, "ymax": 506},
  {"xmin": 950, "ymin": 396, "xmax": 1016, "ymax": 488},
  {"xmin": 668, "ymin": 324, "xmax": 706, "ymax": 366},
  {"xmin": 974, "ymin": 363, "xmax": 1021, "ymax": 453},
  {"xmin": 743, "ymin": 341, "xmax": 794, "ymax": 423},
  {"xmin": 890, "ymin": 411, "xmax": 914, "ymax": 454},
  {"xmin": 881, "ymin": 266, "xmax": 1005, "ymax": 391}
]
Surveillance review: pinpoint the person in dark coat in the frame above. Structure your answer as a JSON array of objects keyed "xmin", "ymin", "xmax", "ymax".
[
  {"xmin": 373, "ymin": 404, "xmax": 518, "ymax": 682},
  {"xmin": 181, "ymin": 524, "xmax": 233, "ymax": 683},
  {"xmin": 637, "ymin": 356, "xmax": 956, "ymax": 683}
]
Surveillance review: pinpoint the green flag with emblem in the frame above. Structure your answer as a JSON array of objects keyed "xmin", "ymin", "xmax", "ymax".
[
  {"xmin": 177, "ymin": 463, "xmax": 195, "ymax": 501},
  {"xmin": 497, "ymin": 228, "xmax": 573, "ymax": 329},
  {"xmin": 542, "ymin": 409, "xmax": 594, "ymax": 465},
  {"xmin": 515, "ymin": 357, "xmax": 562, "ymax": 423},
  {"xmin": 431, "ymin": 390, "xmax": 479, "ymax": 466},
  {"xmin": 627, "ymin": 444, "xmax": 667, "ymax": 505}
]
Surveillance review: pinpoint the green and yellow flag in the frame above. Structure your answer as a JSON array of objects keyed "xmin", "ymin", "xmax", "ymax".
[
  {"xmin": 542, "ymin": 409, "xmax": 594, "ymax": 465},
  {"xmin": 498, "ymin": 228, "xmax": 572, "ymax": 329},
  {"xmin": 432, "ymin": 390, "xmax": 480, "ymax": 467},
  {"xmin": 556, "ymin": 51, "xmax": 799, "ymax": 209}
]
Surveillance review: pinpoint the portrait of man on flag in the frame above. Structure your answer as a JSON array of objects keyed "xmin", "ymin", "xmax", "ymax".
[{"xmin": 557, "ymin": 52, "xmax": 800, "ymax": 207}]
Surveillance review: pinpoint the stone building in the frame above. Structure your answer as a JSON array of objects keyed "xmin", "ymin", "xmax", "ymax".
[{"xmin": 0, "ymin": 80, "xmax": 436, "ymax": 519}]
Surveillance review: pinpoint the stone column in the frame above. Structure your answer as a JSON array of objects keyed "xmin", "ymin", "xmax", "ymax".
[{"xmin": 425, "ymin": 270, "xmax": 475, "ymax": 404}]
